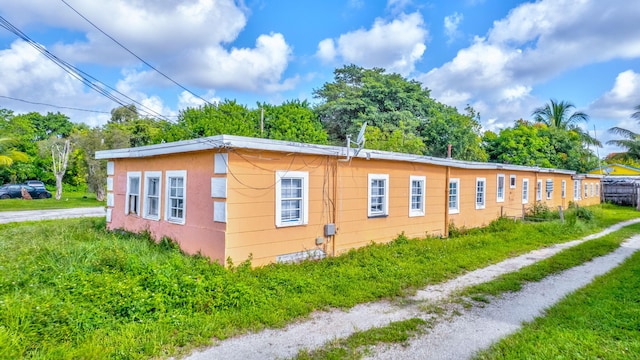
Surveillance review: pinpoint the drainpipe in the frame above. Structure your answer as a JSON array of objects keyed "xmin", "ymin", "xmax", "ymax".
[{"xmin": 444, "ymin": 166, "xmax": 450, "ymax": 237}]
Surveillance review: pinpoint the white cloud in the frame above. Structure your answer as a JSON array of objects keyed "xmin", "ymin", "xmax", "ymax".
[
  {"xmin": 0, "ymin": 39, "xmax": 111, "ymax": 126},
  {"xmin": 0, "ymin": 0, "xmax": 294, "ymax": 93},
  {"xmin": 418, "ymin": 0, "xmax": 640, "ymax": 130},
  {"xmin": 590, "ymin": 70, "xmax": 640, "ymax": 119},
  {"xmin": 177, "ymin": 91, "xmax": 220, "ymax": 110},
  {"xmin": 316, "ymin": 12, "xmax": 427, "ymax": 75},
  {"xmin": 317, "ymin": 39, "xmax": 337, "ymax": 63},
  {"xmin": 444, "ymin": 12, "xmax": 463, "ymax": 44}
]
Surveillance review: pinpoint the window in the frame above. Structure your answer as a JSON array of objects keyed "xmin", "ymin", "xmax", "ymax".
[
  {"xmin": 409, "ymin": 176, "xmax": 425, "ymax": 217},
  {"xmin": 276, "ymin": 171, "xmax": 309, "ymax": 226},
  {"xmin": 449, "ymin": 178, "xmax": 460, "ymax": 214},
  {"xmin": 510, "ymin": 175, "xmax": 516, "ymax": 189},
  {"xmin": 596, "ymin": 183, "xmax": 600, "ymax": 196},
  {"xmin": 368, "ymin": 174, "xmax": 389, "ymax": 217},
  {"xmin": 590, "ymin": 183, "xmax": 595, "ymax": 197},
  {"xmin": 476, "ymin": 178, "xmax": 486, "ymax": 209},
  {"xmin": 522, "ymin": 179, "xmax": 529, "ymax": 204},
  {"xmin": 545, "ymin": 179, "xmax": 553, "ymax": 200},
  {"xmin": 561, "ymin": 180, "xmax": 566, "ymax": 199},
  {"xmin": 584, "ymin": 184, "xmax": 589, "ymax": 198},
  {"xmin": 126, "ymin": 172, "xmax": 141, "ymax": 216},
  {"xmin": 536, "ymin": 180, "xmax": 542, "ymax": 201},
  {"xmin": 574, "ymin": 180, "xmax": 581, "ymax": 200},
  {"xmin": 165, "ymin": 170, "xmax": 187, "ymax": 224},
  {"xmin": 143, "ymin": 171, "xmax": 161, "ymax": 220},
  {"xmin": 496, "ymin": 174, "xmax": 505, "ymax": 202}
]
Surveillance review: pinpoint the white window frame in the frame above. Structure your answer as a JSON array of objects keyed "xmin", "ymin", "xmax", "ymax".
[
  {"xmin": 275, "ymin": 170, "xmax": 309, "ymax": 227},
  {"xmin": 536, "ymin": 180, "xmax": 542, "ymax": 201},
  {"xmin": 522, "ymin": 178, "xmax": 529, "ymax": 204},
  {"xmin": 125, "ymin": 171, "xmax": 141, "ymax": 216},
  {"xmin": 561, "ymin": 180, "xmax": 566, "ymax": 199},
  {"xmin": 596, "ymin": 183, "xmax": 600, "ymax": 196},
  {"xmin": 409, "ymin": 176, "xmax": 425, "ymax": 217},
  {"xmin": 509, "ymin": 175, "xmax": 516, "ymax": 189},
  {"xmin": 584, "ymin": 183, "xmax": 589, "ymax": 198},
  {"xmin": 476, "ymin": 177, "xmax": 486, "ymax": 210},
  {"xmin": 496, "ymin": 174, "xmax": 505, "ymax": 202},
  {"xmin": 143, "ymin": 171, "xmax": 162, "ymax": 221},
  {"xmin": 574, "ymin": 180, "xmax": 581, "ymax": 200},
  {"xmin": 590, "ymin": 183, "xmax": 595, "ymax": 197},
  {"xmin": 449, "ymin": 178, "xmax": 460, "ymax": 214},
  {"xmin": 165, "ymin": 170, "xmax": 187, "ymax": 225},
  {"xmin": 545, "ymin": 179, "xmax": 553, "ymax": 200},
  {"xmin": 368, "ymin": 174, "xmax": 389, "ymax": 217}
]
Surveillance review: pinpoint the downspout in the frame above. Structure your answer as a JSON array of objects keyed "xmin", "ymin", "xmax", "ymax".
[{"xmin": 444, "ymin": 166, "xmax": 450, "ymax": 237}]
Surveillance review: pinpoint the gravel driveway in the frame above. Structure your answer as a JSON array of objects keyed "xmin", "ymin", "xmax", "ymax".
[{"xmin": 183, "ymin": 218, "xmax": 640, "ymax": 360}]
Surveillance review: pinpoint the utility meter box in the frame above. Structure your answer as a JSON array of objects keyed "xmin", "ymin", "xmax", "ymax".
[{"xmin": 324, "ymin": 223, "xmax": 336, "ymax": 236}]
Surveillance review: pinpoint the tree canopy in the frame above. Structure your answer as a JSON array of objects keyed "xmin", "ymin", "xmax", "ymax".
[
  {"xmin": 484, "ymin": 120, "xmax": 598, "ymax": 172},
  {"xmin": 313, "ymin": 64, "xmax": 486, "ymax": 160}
]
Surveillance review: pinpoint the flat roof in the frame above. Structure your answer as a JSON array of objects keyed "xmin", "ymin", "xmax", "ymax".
[{"xmin": 95, "ymin": 134, "xmax": 576, "ymax": 175}]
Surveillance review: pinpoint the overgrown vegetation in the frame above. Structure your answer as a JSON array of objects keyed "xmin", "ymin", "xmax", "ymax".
[
  {"xmin": 474, "ymin": 246, "xmax": 640, "ymax": 359},
  {"xmin": 295, "ymin": 318, "xmax": 427, "ymax": 360},
  {"xmin": 0, "ymin": 205, "xmax": 637, "ymax": 359}
]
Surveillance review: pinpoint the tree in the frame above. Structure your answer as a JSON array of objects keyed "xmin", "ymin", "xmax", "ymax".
[
  {"xmin": 483, "ymin": 120, "xmax": 597, "ymax": 172},
  {"xmin": 0, "ymin": 137, "xmax": 28, "ymax": 167},
  {"xmin": 532, "ymin": 99, "xmax": 588, "ymax": 129},
  {"xmin": 73, "ymin": 128, "xmax": 108, "ymax": 200},
  {"xmin": 365, "ymin": 122, "xmax": 426, "ymax": 154},
  {"xmin": 607, "ymin": 104, "xmax": 640, "ymax": 161},
  {"xmin": 313, "ymin": 65, "xmax": 486, "ymax": 160},
  {"xmin": 178, "ymin": 100, "xmax": 258, "ymax": 138},
  {"xmin": 110, "ymin": 104, "xmax": 139, "ymax": 123},
  {"xmin": 532, "ymin": 99, "xmax": 599, "ymax": 146},
  {"xmin": 40, "ymin": 137, "xmax": 72, "ymax": 200},
  {"xmin": 259, "ymin": 100, "xmax": 328, "ymax": 144}
]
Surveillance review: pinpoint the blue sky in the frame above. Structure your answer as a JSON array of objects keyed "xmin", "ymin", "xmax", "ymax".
[{"xmin": 0, "ymin": 0, "xmax": 639, "ymax": 156}]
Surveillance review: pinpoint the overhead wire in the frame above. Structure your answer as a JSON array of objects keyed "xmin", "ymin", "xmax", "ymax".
[
  {"xmin": 0, "ymin": 95, "xmax": 111, "ymax": 114},
  {"xmin": 0, "ymin": 15, "xmax": 172, "ymax": 122},
  {"xmin": 58, "ymin": 0, "xmax": 212, "ymax": 106}
]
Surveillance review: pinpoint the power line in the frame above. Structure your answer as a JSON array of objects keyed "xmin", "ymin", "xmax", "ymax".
[
  {"xmin": 0, "ymin": 95, "xmax": 110, "ymax": 114},
  {"xmin": 0, "ymin": 15, "xmax": 172, "ymax": 122},
  {"xmin": 59, "ymin": 0, "xmax": 213, "ymax": 106}
]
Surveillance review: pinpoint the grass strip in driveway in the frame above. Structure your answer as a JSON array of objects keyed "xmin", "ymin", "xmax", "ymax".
[
  {"xmin": 295, "ymin": 318, "xmax": 428, "ymax": 360},
  {"xmin": 462, "ymin": 222, "xmax": 640, "ymax": 300},
  {"xmin": 474, "ymin": 243, "xmax": 640, "ymax": 360}
]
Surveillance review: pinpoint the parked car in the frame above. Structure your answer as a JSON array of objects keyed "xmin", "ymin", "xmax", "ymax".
[
  {"xmin": 0, "ymin": 184, "xmax": 52, "ymax": 199},
  {"xmin": 25, "ymin": 180, "xmax": 46, "ymax": 189}
]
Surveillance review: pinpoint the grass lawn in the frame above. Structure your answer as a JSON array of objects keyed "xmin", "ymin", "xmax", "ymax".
[
  {"xmin": 474, "ymin": 243, "xmax": 640, "ymax": 360},
  {"xmin": 0, "ymin": 191, "xmax": 103, "ymax": 211},
  {"xmin": 0, "ymin": 204, "xmax": 638, "ymax": 359}
]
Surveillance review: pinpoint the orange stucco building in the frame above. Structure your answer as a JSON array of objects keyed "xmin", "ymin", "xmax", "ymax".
[{"xmin": 96, "ymin": 135, "xmax": 601, "ymax": 266}]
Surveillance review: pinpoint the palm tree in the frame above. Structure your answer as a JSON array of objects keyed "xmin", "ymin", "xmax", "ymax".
[
  {"xmin": 532, "ymin": 99, "xmax": 600, "ymax": 146},
  {"xmin": 532, "ymin": 99, "xmax": 588, "ymax": 128},
  {"xmin": 607, "ymin": 105, "xmax": 640, "ymax": 161},
  {"xmin": 0, "ymin": 137, "xmax": 28, "ymax": 166}
]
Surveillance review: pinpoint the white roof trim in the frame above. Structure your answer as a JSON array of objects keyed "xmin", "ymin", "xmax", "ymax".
[{"xmin": 95, "ymin": 134, "xmax": 576, "ymax": 174}]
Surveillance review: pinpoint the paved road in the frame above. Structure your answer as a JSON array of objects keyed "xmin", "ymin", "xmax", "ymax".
[{"xmin": 0, "ymin": 207, "xmax": 106, "ymax": 224}]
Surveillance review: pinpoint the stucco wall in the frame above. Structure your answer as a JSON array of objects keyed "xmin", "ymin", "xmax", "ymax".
[
  {"xmin": 107, "ymin": 151, "xmax": 226, "ymax": 263},
  {"xmin": 105, "ymin": 146, "xmax": 601, "ymax": 267}
]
